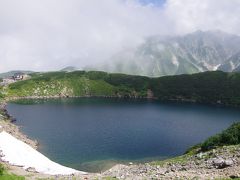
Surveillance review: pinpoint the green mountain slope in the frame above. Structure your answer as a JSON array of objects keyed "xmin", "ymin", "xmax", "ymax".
[
  {"xmin": 150, "ymin": 71, "xmax": 240, "ymax": 106},
  {"xmin": 6, "ymin": 71, "xmax": 149, "ymax": 98},
  {"xmin": 4, "ymin": 70, "xmax": 240, "ymax": 106}
]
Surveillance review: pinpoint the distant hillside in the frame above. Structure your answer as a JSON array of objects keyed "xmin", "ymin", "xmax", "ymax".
[
  {"xmin": 60, "ymin": 66, "xmax": 79, "ymax": 72},
  {"xmin": 92, "ymin": 31, "xmax": 240, "ymax": 77},
  {"xmin": 0, "ymin": 71, "xmax": 34, "ymax": 78},
  {"xmin": 5, "ymin": 70, "xmax": 240, "ymax": 106}
]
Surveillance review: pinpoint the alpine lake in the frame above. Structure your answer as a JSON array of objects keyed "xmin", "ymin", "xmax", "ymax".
[{"xmin": 7, "ymin": 98, "xmax": 240, "ymax": 172}]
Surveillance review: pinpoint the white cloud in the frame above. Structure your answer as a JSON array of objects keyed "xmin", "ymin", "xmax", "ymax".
[
  {"xmin": 0, "ymin": 0, "xmax": 239, "ymax": 72},
  {"xmin": 164, "ymin": 0, "xmax": 240, "ymax": 35}
]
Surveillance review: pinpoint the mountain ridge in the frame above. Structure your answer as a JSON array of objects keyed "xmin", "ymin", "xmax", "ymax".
[{"xmin": 91, "ymin": 30, "xmax": 240, "ymax": 77}]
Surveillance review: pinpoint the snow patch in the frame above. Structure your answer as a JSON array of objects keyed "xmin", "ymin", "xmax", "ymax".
[
  {"xmin": 230, "ymin": 61, "xmax": 235, "ymax": 71},
  {"xmin": 0, "ymin": 131, "xmax": 87, "ymax": 175},
  {"xmin": 172, "ymin": 55, "xmax": 179, "ymax": 67},
  {"xmin": 213, "ymin": 64, "xmax": 221, "ymax": 71}
]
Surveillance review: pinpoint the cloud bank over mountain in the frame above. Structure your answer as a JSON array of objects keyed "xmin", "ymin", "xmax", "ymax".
[{"xmin": 0, "ymin": 0, "xmax": 239, "ymax": 72}]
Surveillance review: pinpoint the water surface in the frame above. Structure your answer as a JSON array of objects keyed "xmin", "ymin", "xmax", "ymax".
[{"xmin": 7, "ymin": 98, "xmax": 240, "ymax": 172}]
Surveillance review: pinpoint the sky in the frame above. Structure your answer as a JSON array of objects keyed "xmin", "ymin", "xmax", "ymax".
[{"xmin": 0, "ymin": 0, "xmax": 240, "ymax": 73}]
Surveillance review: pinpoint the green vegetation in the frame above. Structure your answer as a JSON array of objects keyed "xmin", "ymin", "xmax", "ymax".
[
  {"xmin": 0, "ymin": 164, "xmax": 25, "ymax": 180},
  {"xmin": 152, "ymin": 123, "xmax": 240, "ymax": 170},
  {"xmin": 0, "ymin": 164, "xmax": 4, "ymax": 175},
  {"xmin": 150, "ymin": 71, "xmax": 240, "ymax": 106},
  {"xmin": 0, "ymin": 87, "xmax": 4, "ymax": 102},
  {"xmin": 5, "ymin": 70, "xmax": 240, "ymax": 107},
  {"xmin": 151, "ymin": 154, "xmax": 190, "ymax": 167},
  {"xmin": 201, "ymin": 122, "xmax": 240, "ymax": 151},
  {"xmin": 184, "ymin": 122, "xmax": 240, "ymax": 154},
  {"xmin": 7, "ymin": 71, "xmax": 149, "ymax": 98}
]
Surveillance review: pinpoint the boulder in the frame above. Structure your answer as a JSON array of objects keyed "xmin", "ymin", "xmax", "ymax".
[
  {"xmin": 225, "ymin": 159, "xmax": 234, "ymax": 166},
  {"xmin": 212, "ymin": 158, "xmax": 234, "ymax": 169},
  {"xmin": 26, "ymin": 167, "xmax": 37, "ymax": 173}
]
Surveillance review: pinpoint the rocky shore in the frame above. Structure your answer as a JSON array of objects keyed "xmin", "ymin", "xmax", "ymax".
[
  {"xmin": 0, "ymin": 102, "xmax": 38, "ymax": 149},
  {"xmin": 103, "ymin": 145, "xmax": 240, "ymax": 179}
]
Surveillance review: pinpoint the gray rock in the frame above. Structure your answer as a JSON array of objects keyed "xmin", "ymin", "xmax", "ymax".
[
  {"xmin": 26, "ymin": 167, "xmax": 37, "ymax": 173},
  {"xmin": 212, "ymin": 158, "xmax": 225, "ymax": 168},
  {"xmin": 212, "ymin": 158, "xmax": 234, "ymax": 169},
  {"xmin": 225, "ymin": 159, "xmax": 234, "ymax": 166}
]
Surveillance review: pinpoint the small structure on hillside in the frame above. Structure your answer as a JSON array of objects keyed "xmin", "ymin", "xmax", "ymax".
[
  {"xmin": 12, "ymin": 72, "xmax": 29, "ymax": 81},
  {"xmin": 13, "ymin": 72, "xmax": 25, "ymax": 80},
  {"xmin": 0, "ymin": 72, "xmax": 29, "ymax": 86}
]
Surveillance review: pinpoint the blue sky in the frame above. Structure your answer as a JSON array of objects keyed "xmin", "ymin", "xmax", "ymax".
[{"xmin": 139, "ymin": 0, "xmax": 166, "ymax": 6}]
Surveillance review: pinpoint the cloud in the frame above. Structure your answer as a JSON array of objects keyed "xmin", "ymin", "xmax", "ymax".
[
  {"xmin": 0, "ymin": 0, "xmax": 239, "ymax": 72},
  {"xmin": 164, "ymin": 0, "xmax": 240, "ymax": 35}
]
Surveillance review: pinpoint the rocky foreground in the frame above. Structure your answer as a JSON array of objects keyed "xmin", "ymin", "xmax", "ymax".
[
  {"xmin": 2, "ymin": 144, "xmax": 240, "ymax": 180},
  {"xmin": 103, "ymin": 145, "xmax": 240, "ymax": 179}
]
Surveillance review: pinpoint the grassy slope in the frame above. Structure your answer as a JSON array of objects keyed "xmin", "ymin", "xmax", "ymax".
[
  {"xmin": 6, "ymin": 71, "xmax": 149, "ymax": 98},
  {"xmin": 0, "ymin": 172, "xmax": 25, "ymax": 180},
  {"xmin": 201, "ymin": 122, "xmax": 240, "ymax": 151},
  {"xmin": 5, "ymin": 70, "xmax": 240, "ymax": 106}
]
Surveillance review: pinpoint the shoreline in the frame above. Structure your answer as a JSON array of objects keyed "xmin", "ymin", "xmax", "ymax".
[
  {"xmin": 0, "ymin": 102, "xmax": 38, "ymax": 149},
  {"xmin": 0, "ymin": 102, "xmax": 93, "ymax": 179},
  {"xmin": 6, "ymin": 94, "xmax": 240, "ymax": 109},
  {"xmin": 0, "ymin": 108, "xmax": 38, "ymax": 150},
  {"xmin": 0, "ymin": 130, "xmax": 86, "ymax": 174}
]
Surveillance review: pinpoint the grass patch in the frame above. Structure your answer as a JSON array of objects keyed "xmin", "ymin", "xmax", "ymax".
[
  {"xmin": 150, "ymin": 154, "xmax": 190, "ymax": 167},
  {"xmin": 0, "ymin": 164, "xmax": 25, "ymax": 180}
]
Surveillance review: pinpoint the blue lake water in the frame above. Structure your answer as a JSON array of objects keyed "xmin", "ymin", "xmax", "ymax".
[{"xmin": 6, "ymin": 98, "xmax": 240, "ymax": 172}]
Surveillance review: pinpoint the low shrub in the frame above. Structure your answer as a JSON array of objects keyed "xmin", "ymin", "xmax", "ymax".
[{"xmin": 201, "ymin": 122, "xmax": 240, "ymax": 151}]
